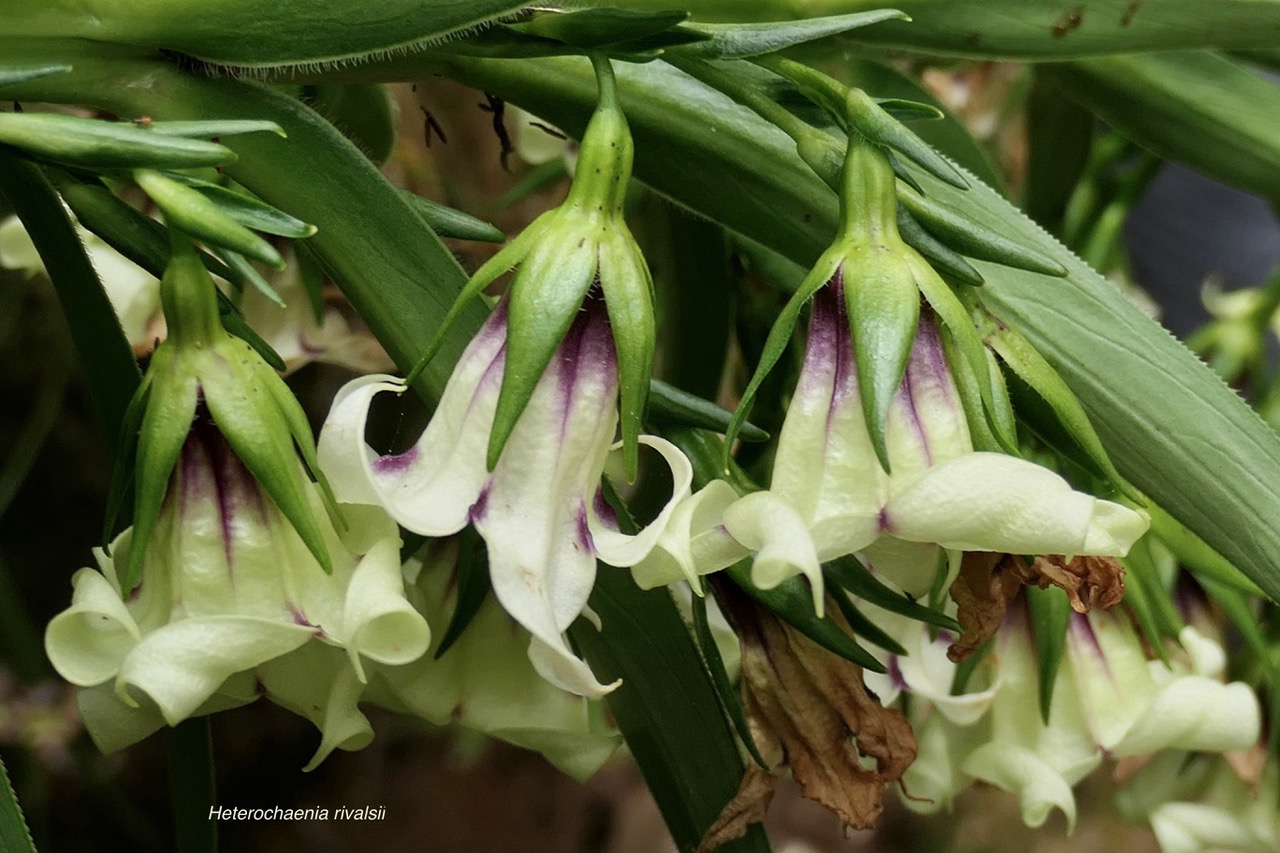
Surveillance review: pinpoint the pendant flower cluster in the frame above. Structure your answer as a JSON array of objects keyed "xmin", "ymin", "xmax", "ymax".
[{"xmin": 319, "ymin": 55, "xmax": 691, "ymax": 698}]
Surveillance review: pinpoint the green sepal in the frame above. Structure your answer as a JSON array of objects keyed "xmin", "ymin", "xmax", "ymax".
[
  {"xmin": 693, "ymin": 580, "xmax": 770, "ymax": 769},
  {"xmin": 218, "ymin": 304, "xmax": 287, "ymax": 372},
  {"xmin": 399, "ymin": 189, "xmax": 506, "ymax": 243},
  {"xmin": 1026, "ymin": 585, "xmax": 1071, "ymax": 724},
  {"xmin": 724, "ymin": 244, "xmax": 843, "ymax": 465},
  {"xmin": 678, "ymin": 9, "xmax": 907, "ymax": 58},
  {"xmin": 907, "ymin": 254, "xmax": 996, "ymax": 424},
  {"xmin": 823, "ymin": 554, "xmax": 961, "ymax": 632},
  {"xmin": 845, "ymin": 249, "xmax": 920, "ymax": 473},
  {"xmin": 726, "ymin": 560, "xmax": 885, "ymax": 672},
  {"xmin": 255, "ymin": 344, "xmax": 342, "ymax": 525},
  {"xmin": 939, "ymin": 324, "xmax": 1002, "ymax": 453},
  {"xmin": 212, "ymin": 247, "xmax": 286, "ymax": 308},
  {"xmin": 134, "ymin": 169, "xmax": 285, "ymax": 269},
  {"xmin": 102, "ymin": 369, "xmax": 153, "ymax": 549},
  {"xmin": 825, "ymin": 582, "xmax": 907, "ymax": 656},
  {"xmin": 986, "ymin": 322, "xmax": 1138, "ymax": 501},
  {"xmin": 949, "ymin": 638, "xmax": 990, "ymax": 696},
  {"xmin": 50, "ymin": 171, "xmax": 235, "ymax": 283},
  {"xmin": 124, "ymin": 349, "xmax": 198, "ymax": 590},
  {"xmin": 402, "ymin": 220, "xmax": 540, "ymax": 388},
  {"xmin": 600, "ymin": 231, "xmax": 655, "ymax": 481},
  {"xmin": 201, "ymin": 338, "xmax": 332, "ymax": 573},
  {"xmin": 981, "ymin": 345, "xmax": 1021, "ymax": 454},
  {"xmin": 0, "ymin": 64, "xmax": 69, "ymax": 86},
  {"xmin": 0, "ymin": 112, "xmax": 236, "ymax": 170},
  {"xmin": 489, "ymin": 226, "xmax": 598, "ymax": 469},
  {"xmin": 844, "ymin": 88, "xmax": 967, "ymax": 190},
  {"xmin": 898, "ymin": 185, "xmax": 1067, "ymax": 277},
  {"xmin": 516, "ymin": 8, "xmax": 689, "ymax": 49},
  {"xmin": 896, "ymin": 206, "xmax": 984, "ymax": 287},
  {"xmin": 1146, "ymin": 503, "xmax": 1266, "ymax": 598},
  {"xmin": 143, "ymin": 119, "xmax": 285, "ymax": 139},
  {"xmin": 876, "ymin": 98, "xmax": 944, "ymax": 122},
  {"xmin": 647, "ymin": 379, "xmax": 768, "ymax": 443},
  {"xmin": 1120, "ymin": 536, "xmax": 1182, "ymax": 661},
  {"xmin": 433, "ymin": 527, "xmax": 492, "ymax": 660},
  {"xmin": 163, "ymin": 172, "xmax": 317, "ymax": 238}
]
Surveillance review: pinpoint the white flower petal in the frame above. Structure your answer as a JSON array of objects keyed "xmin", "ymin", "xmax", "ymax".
[
  {"xmin": 630, "ymin": 479, "xmax": 746, "ymax": 589},
  {"xmin": 116, "ymin": 617, "xmax": 314, "ymax": 724},
  {"xmin": 45, "ymin": 568, "xmax": 144, "ymax": 687},
  {"xmin": 1113, "ymin": 678, "xmax": 1261, "ymax": 757},
  {"xmin": 317, "ymin": 307, "xmax": 508, "ymax": 535},
  {"xmin": 884, "ymin": 452, "xmax": 1147, "ymax": 555},
  {"xmin": 590, "ymin": 435, "xmax": 694, "ymax": 568},
  {"xmin": 339, "ymin": 537, "xmax": 431, "ymax": 680},
  {"xmin": 723, "ymin": 491, "xmax": 827, "ymax": 614}
]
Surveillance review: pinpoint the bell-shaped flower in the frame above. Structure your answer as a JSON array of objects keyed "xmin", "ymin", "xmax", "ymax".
[
  {"xmin": 118, "ymin": 235, "xmax": 338, "ymax": 592},
  {"xmin": 364, "ymin": 538, "xmax": 621, "ymax": 781},
  {"xmin": 683, "ymin": 279, "xmax": 1147, "ymax": 607},
  {"xmin": 958, "ymin": 600, "xmax": 1103, "ymax": 831},
  {"xmin": 319, "ymin": 296, "xmax": 691, "ymax": 698},
  {"xmin": 1063, "ymin": 607, "xmax": 1260, "ymax": 758},
  {"xmin": 44, "ymin": 419, "xmax": 430, "ymax": 767}
]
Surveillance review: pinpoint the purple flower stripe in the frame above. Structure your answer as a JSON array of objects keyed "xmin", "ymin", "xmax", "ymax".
[
  {"xmin": 1067, "ymin": 611, "xmax": 1114, "ymax": 681},
  {"xmin": 372, "ymin": 444, "xmax": 419, "ymax": 474}
]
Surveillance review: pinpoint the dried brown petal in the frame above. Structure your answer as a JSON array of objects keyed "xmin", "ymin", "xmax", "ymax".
[
  {"xmin": 696, "ymin": 764, "xmax": 776, "ymax": 853},
  {"xmin": 947, "ymin": 551, "xmax": 1028, "ymax": 662},
  {"xmin": 1028, "ymin": 555, "xmax": 1125, "ymax": 613},
  {"xmin": 700, "ymin": 603, "xmax": 917, "ymax": 851}
]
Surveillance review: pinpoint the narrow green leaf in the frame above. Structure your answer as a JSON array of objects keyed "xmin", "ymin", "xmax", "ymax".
[
  {"xmin": 845, "ymin": 88, "xmax": 967, "ymax": 189},
  {"xmin": 1043, "ymin": 51, "xmax": 1280, "ymax": 203},
  {"xmin": 7, "ymin": 0, "xmax": 527, "ymax": 68},
  {"xmin": 1024, "ymin": 72, "xmax": 1095, "ymax": 235},
  {"xmin": 433, "ymin": 527, "xmax": 493, "ymax": 660},
  {"xmin": 498, "ymin": 160, "xmax": 567, "ymax": 209},
  {"xmin": 165, "ymin": 173, "xmax": 316, "ymax": 238},
  {"xmin": 0, "ymin": 112, "xmax": 235, "ymax": 170},
  {"xmin": 571, "ymin": 569, "xmax": 773, "ymax": 853},
  {"xmin": 399, "ymin": 190, "xmax": 506, "ymax": 243},
  {"xmin": 1026, "ymin": 584, "xmax": 1071, "ymax": 723},
  {"xmin": 518, "ymin": 8, "xmax": 689, "ymax": 49},
  {"xmin": 691, "ymin": 583, "xmax": 769, "ymax": 769},
  {"xmin": 988, "ymin": 325, "xmax": 1136, "ymax": 500},
  {"xmin": 0, "ymin": 45, "xmax": 491, "ymax": 402},
  {"xmin": 0, "ymin": 152, "xmax": 142, "ymax": 464},
  {"xmin": 1147, "ymin": 503, "xmax": 1265, "ymax": 598},
  {"xmin": 679, "ymin": 9, "xmax": 907, "ymax": 58},
  {"xmin": 145, "ymin": 119, "xmax": 285, "ymax": 138},
  {"xmin": 634, "ymin": 0, "xmax": 1280, "ymax": 58},
  {"xmin": 0, "ymin": 63, "xmax": 70, "ymax": 86},
  {"xmin": 825, "ymin": 582, "xmax": 907, "ymax": 655},
  {"xmin": 824, "ymin": 555, "xmax": 961, "ymax": 632},
  {"xmin": 648, "ymin": 379, "xmax": 768, "ymax": 442},
  {"xmin": 211, "ymin": 247, "xmax": 285, "ymax": 307},
  {"xmin": 898, "ymin": 185, "xmax": 1067, "ymax": 276},
  {"xmin": 896, "ymin": 207, "xmax": 985, "ymax": 286},
  {"xmin": 167, "ymin": 718, "xmax": 216, "ymax": 853},
  {"xmin": 0, "ymin": 753, "xmax": 36, "ymax": 853},
  {"xmin": 726, "ymin": 561, "xmax": 885, "ymax": 672},
  {"xmin": 134, "ymin": 169, "xmax": 285, "ymax": 268},
  {"xmin": 875, "ymin": 97, "xmax": 943, "ymax": 121}
]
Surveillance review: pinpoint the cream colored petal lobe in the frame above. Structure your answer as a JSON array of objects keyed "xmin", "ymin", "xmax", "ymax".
[
  {"xmin": 46, "ymin": 568, "xmax": 144, "ymax": 687},
  {"xmin": 590, "ymin": 436, "xmax": 693, "ymax": 568},
  {"xmin": 116, "ymin": 617, "xmax": 314, "ymax": 724}
]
